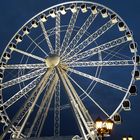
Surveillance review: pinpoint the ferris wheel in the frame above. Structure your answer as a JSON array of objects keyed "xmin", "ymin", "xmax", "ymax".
[{"xmin": 0, "ymin": 1, "xmax": 139, "ymax": 140}]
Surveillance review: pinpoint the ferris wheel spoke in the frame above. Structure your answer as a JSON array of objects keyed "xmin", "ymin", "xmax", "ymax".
[
  {"xmin": 67, "ymin": 60, "xmax": 134, "ymax": 67},
  {"xmin": 1, "ymin": 68, "xmax": 46, "ymax": 90},
  {"xmin": 35, "ymin": 80, "xmax": 59, "ymax": 137},
  {"xmin": 55, "ymin": 12, "xmax": 61, "ymax": 55},
  {"xmin": 62, "ymin": 20, "xmax": 117, "ymax": 61},
  {"xmin": 57, "ymin": 68, "xmax": 96, "ymax": 139},
  {"xmin": 54, "ymin": 80, "xmax": 60, "ymax": 136},
  {"xmin": 60, "ymin": 9, "xmax": 79, "ymax": 55},
  {"xmin": 103, "ymin": 42, "xmax": 131, "ymax": 60},
  {"xmin": 37, "ymin": 77, "xmax": 59, "ymax": 137},
  {"xmin": 19, "ymin": 72, "xmax": 55, "ymax": 136},
  {"xmin": 67, "ymin": 74, "xmax": 109, "ymax": 117},
  {"xmin": 0, "ymin": 69, "xmax": 53, "ymax": 139},
  {"xmin": 61, "ymin": 13, "xmax": 98, "ymax": 58},
  {"xmin": 4, "ymin": 63, "xmax": 46, "ymax": 69},
  {"xmin": 11, "ymin": 48, "xmax": 45, "ymax": 62},
  {"xmin": 27, "ymin": 75, "xmax": 58, "ymax": 137},
  {"xmin": 69, "ymin": 68, "xmax": 127, "ymax": 93},
  {"xmin": 66, "ymin": 36, "xmax": 128, "ymax": 63},
  {"xmin": 27, "ymin": 35, "xmax": 48, "ymax": 56},
  {"xmin": 39, "ymin": 21, "xmax": 54, "ymax": 53},
  {"xmin": 3, "ymin": 75, "xmax": 43, "ymax": 109},
  {"xmin": 16, "ymin": 69, "xmax": 54, "ymax": 138},
  {"xmin": 103, "ymin": 49, "xmax": 130, "ymax": 60}
]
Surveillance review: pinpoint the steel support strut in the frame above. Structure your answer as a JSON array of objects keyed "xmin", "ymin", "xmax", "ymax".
[
  {"xmin": 16, "ymin": 69, "xmax": 53, "ymax": 138},
  {"xmin": 54, "ymin": 80, "xmax": 60, "ymax": 136},
  {"xmin": 37, "ymin": 75, "xmax": 58, "ymax": 137},
  {"xmin": 57, "ymin": 68, "xmax": 98, "ymax": 140},
  {"xmin": 27, "ymin": 74, "xmax": 58, "ymax": 137},
  {"xmin": 0, "ymin": 68, "xmax": 53, "ymax": 139}
]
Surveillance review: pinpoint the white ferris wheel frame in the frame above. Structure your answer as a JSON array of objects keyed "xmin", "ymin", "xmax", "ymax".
[{"xmin": 0, "ymin": 1, "xmax": 138, "ymax": 140}]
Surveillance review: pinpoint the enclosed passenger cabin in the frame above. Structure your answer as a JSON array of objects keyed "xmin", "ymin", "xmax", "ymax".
[
  {"xmin": 70, "ymin": 4, "xmax": 77, "ymax": 13},
  {"xmin": 0, "ymin": 72, "xmax": 3, "ymax": 80},
  {"xmin": 101, "ymin": 8, "xmax": 108, "ymax": 18},
  {"xmin": 134, "ymin": 70, "xmax": 140, "ymax": 80},
  {"xmin": 3, "ymin": 52, "xmax": 11, "ymax": 60},
  {"xmin": 132, "ymin": 55, "xmax": 140, "ymax": 64},
  {"xmin": 122, "ymin": 99, "xmax": 131, "ymax": 111},
  {"xmin": 118, "ymin": 22, "xmax": 126, "ymax": 31},
  {"xmin": 9, "ymin": 43, "xmax": 16, "ymax": 50},
  {"xmin": 129, "ymin": 42, "xmax": 137, "ymax": 53},
  {"xmin": 110, "ymin": 14, "xmax": 118, "ymax": 24},
  {"xmin": 49, "ymin": 9, "xmax": 56, "ymax": 18},
  {"xmin": 31, "ymin": 19, "xmax": 39, "ymax": 28},
  {"xmin": 40, "ymin": 14, "xmax": 47, "ymax": 22},
  {"xmin": 129, "ymin": 85, "xmax": 137, "ymax": 96},
  {"xmin": 59, "ymin": 6, "xmax": 66, "ymax": 15},
  {"xmin": 15, "ymin": 34, "xmax": 23, "ymax": 43},
  {"xmin": 81, "ymin": 4, "xmax": 87, "ymax": 13},
  {"xmin": 113, "ymin": 114, "xmax": 121, "ymax": 124},
  {"xmin": 22, "ymin": 26, "xmax": 30, "ymax": 35},
  {"xmin": 125, "ymin": 31, "xmax": 133, "ymax": 41},
  {"xmin": 0, "ymin": 105, "xmax": 4, "ymax": 112},
  {"xmin": 91, "ymin": 5, "xmax": 98, "ymax": 15}
]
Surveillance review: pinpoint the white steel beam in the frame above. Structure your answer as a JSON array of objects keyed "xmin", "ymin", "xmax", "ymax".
[
  {"xmin": 27, "ymin": 35, "xmax": 48, "ymax": 56},
  {"xmin": 4, "ymin": 63, "xmax": 46, "ymax": 69},
  {"xmin": 3, "ymin": 75, "xmax": 42, "ymax": 109},
  {"xmin": 1, "ymin": 68, "xmax": 46, "ymax": 89},
  {"xmin": 60, "ymin": 9, "xmax": 79, "ymax": 55},
  {"xmin": 65, "ymin": 36, "xmax": 128, "ymax": 63},
  {"xmin": 57, "ymin": 68, "xmax": 97, "ymax": 140},
  {"xmin": 37, "ymin": 75, "xmax": 58, "ymax": 137},
  {"xmin": 61, "ymin": 13, "xmax": 98, "ymax": 58},
  {"xmin": 11, "ymin": 48, "xmax": 45, "ymax": 62},
  {"xmin": 40, "ymin": 21, "xmax": 54, "ymax": 53},
  {"xmin": 54, "ymin": 80, "xmax": 60, "ymax": 136},
  {"xmin": 67, "ymin": 60, "xmax": 134, "ymax": 67},
  {"xmin": 16, "ymin": 69, "xmax": 54, "ymax": 138},
  {"xmin": 63, "ymin": 72, "xmax": 93, "ymax": 123},
  {"xmin": 0, "ymin": 69, "xmax": 53, "ymax": 139},
  {"xmin": 63, "ymin": 20, "xmax": 117, "ymax": 61},
  {"xmin": 27, "ymin": 74, "xmax": 58, "ymax": 137},
  {"xmin": 55, "ymin": 12, "xmax": 61, "ymax": 55},
  {"xmin": 69, "ymin": 68, "xmax": 127, "ymax": 93},
  {"xmin": 68, "ymin": 74, "xmax": 109, "ymax": 117}
]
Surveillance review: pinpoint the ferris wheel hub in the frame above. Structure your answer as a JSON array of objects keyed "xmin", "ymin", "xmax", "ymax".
[{"xmin": 45, "ymin": 54, "xmax": 60, "ymax": 68}]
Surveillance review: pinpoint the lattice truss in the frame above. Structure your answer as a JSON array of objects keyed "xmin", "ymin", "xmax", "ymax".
[{"xmin": 0, "ymin": 1, "xmax": 139, "ymax": 140}]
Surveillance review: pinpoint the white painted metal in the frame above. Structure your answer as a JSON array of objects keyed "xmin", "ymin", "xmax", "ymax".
[
  {"xmin": 67, "ymin": 60, "xmax": 134, "ymax": 67},
  {"xmin": 4, "ymin": 63, "xmax": 46, "ymax": 69},
  {"xmin": 3, "ymin": 75, "xmax": 42, "ymax": 109},
  {"xmin": 64, "ymin": 35, "xmax": 128, "ymax": 63},
  {"xmin": 69, "ymin": 68, "xmax": 127, "ymax": 93},
  {"xmin": 57, "ymin": 68, "xmax": 97, "ymax": 140},
  {"xmin": 60, "ymin": 9, "xmax": 79, "ymax": 55},
  {"xmin": 37, "ymin": 76, "xmax": 58, "ymax": 137},
  {"xmin": 1, "ymin": 69, "xmax": 46, "ymax": 89},
  {"xmin": 61, "ymin": 12, "xmax": 98, "ymax": 58},
  {"xmin": 67, "ymin": 74, "xmax": 109, "ymax": 117},
  {"xmin": 11, "ymin": 48, "xmax": 45, "ymax": 62},
  {"xmin": 27, "ymin": 74, "xmax": 58, "ymax": 137},
  {"xmin": 54, "ymin": 80, "xmax": 60, "ymax": 136},
  {"xmin": 27, "ymin": 35, "xmax": 48, "ymax": 57},
  {"xmin": 39, "ymin": 21, "xmax": 54, "ymax": 53},
  {"xmin": 55, "ymin": 12, "xmax": 61, "ymax": 55},
  {"xmin": 0, "ymin": 69, "xmax": 53, "ymax": 139}
]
